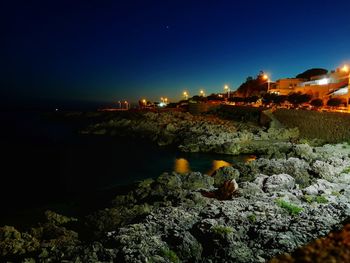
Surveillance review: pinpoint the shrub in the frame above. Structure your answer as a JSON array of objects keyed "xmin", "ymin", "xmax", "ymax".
[
  {"xmin": 247, "ymin": 214, "xmax": 257, "ymax": 223},
  {"xmin": 331, "ymin": 191, "xmax": 341, "ymax": 197},
  {"xmin": 327, "ymin": 98, "xmax": 343, "ymax": 107},
  {"xmin": 276, "ymin": 199, "xmax": 303, "ymax": 215},
  {"xmin": 310, "ymin": 99, "xmax": 323, "ymax": 107},
  {"xmin": 161, "ymin": 248, "xmax": 180, "ymax": 263},
  {"xmin": 342, "ymin": 167, "xmax": 350, "ymax": 174},
  {"xmin": 302, "ymin": 195, "xmax": 313, "ymax": 203},
  {"xmin": 316, "ymin": 195, "xmax": 328, "ymax": 204},
  {"xmin": 211, "ymin": 225, "xmax": 234, "ymax": 236}
]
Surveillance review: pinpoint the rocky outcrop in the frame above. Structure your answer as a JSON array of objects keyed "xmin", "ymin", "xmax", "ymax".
[
  {"xmin": 3, "ymin": 142, "xmax": 350, "ymax": 262},
  {"xmin": 82, "ymin": 111, "xmax": 300, "ymax": 156},
  {"xmin": 269, "ymin": 224, "xmax": 350, "ymax": 263}
]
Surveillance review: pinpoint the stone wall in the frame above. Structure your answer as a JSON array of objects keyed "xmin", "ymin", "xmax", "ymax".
[
  {"xmin": 214, "ymin": 105, "xmax": 265, "ymax": 123},
  {"xmin": 188, "ymin": 103, "xmax": 220, "ymax": 115},
  {"xmin": 273, "ymin": 109, "xmax": 350, "ymax": 143}
]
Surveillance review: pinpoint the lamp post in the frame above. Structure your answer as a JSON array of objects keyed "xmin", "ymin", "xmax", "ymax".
[
  {"xmin": 183, "ymin": 91, "xmax": 189, "ymax": 100},
  {"xmin": 200, "ymin": 89, "xmax": 205, "ymax": 97},
  {"xmin": 341, "ymin": 65, "xmax": 350, "ymax": 111},
  {"xmin": 263, "ymin": 74, "xmax": 270, "ymax": 93},
  {"xmin": 224, "ymin": 85, "xmax": 230, "ymax": 99},
  {"xmin": 142, "ymin": 99, "xmax": 147, "ymax": 108}
]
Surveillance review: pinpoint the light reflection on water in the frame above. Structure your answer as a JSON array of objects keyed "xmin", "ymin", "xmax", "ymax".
[
  {"xmin": 174, "ymin": 158, "xmax": 231, "ymax": 175},
  {"xmin": 206, "ymin": 160, "xmax": 231, "ymax": 176},
  {"xmin": 174, "ymin": 158, "xmax": 191, "ymax": 174},
  {"xmin": 174, "ymin": 155, "xmax": 256, "ymax": 176}
]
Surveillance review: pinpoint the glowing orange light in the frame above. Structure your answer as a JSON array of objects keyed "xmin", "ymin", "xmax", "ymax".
[
  {"xmin": 206, "ymin": 160, "xmax": 231, "ymax": 176},
  {"xmin": 174, "ymin": 158, "xmax": 190, "ymax": 174},
  {"xmin": 342, "ymin": 65, "xmax": 349, "ymax": 73},
  {"xmin": 244, "ymin": 155, "xmax": 256, "ymax": 163}
]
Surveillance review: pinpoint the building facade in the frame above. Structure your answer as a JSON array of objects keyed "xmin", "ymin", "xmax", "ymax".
[{"xmin": 269, "ymin": 68, "xmax": 349, "ymax": 103}]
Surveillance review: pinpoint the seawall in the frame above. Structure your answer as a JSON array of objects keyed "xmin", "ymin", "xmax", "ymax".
[{"xmin": 273, "ymin": 109, "xmax": 350, "ymax": 143}]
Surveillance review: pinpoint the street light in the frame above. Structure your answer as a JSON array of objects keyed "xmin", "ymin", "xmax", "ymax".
[
  {"xmin": 224, "ymin": 85, "xmax": 230, "ymax": 98},
  {"xmin": 200, "ymin": 89, "xmax": 205, "ymax": 97},
  {"xmin": 263, "ymin": 74, "xmax": 270, "ymax": 92},
  {"xmin": 183, "ymin": 91, "xmax": 189, "ymax": 100},
  {"xmin": 341, "ymin": 65, "xmax": 350, "ymax": 110},
  {"xmin": 164, "ymin": 97, "xmax": 168, "ymax": 103}
]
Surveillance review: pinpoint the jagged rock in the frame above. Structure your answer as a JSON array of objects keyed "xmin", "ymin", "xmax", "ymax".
[
  {"xmin": 181, "ymin": 172, "xmax": 214, "ymax": 191},
  {"xmin": 311, "ymin": 160, "xmax": 338, "ymax": 181},
  {"xmin": 164, "ymin": 230, "xmax": 202, "ymax": 262},
  {"xmin": 0, "ymin": 226, "xmax": 40, "ymax": 257},
  {"xmin": 302, "ymin": 179, "xmax": 336, "ymax": 195},
  {"xmin": 256, "ymin": 158, "xmax": 311, "ymax": 187},
  {"xmin": 263, "ymin": 174, "xmax": 295, "ymax": 193},
  {"xmin": 289, "ymin": 144, "xmax": 316, "ymax": 161},
  {"xmin": 213, "ymin": 166, "xmax": 240, "ymax": 187},
  {"xmin": 44, "ymin": 210, "xmax": 77, "ymax": 225},
  {"xmin": 82, "ymin": 111, "xmax": 300, "ymax": 156}
]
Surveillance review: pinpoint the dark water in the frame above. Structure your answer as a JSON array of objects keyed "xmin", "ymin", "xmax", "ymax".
[{"xmin": 0, "ymin": 111, "xmax": 248, "ymax": 224}]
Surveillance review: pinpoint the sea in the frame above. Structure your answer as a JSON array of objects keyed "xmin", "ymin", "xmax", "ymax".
[{"xmin": 0, "ymin": 108, "xmax": 248, "ymax": 226}]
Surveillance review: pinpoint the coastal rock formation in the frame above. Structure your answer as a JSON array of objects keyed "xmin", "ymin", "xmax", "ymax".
[
  {"xmin": 269, "ymin": 224, "xmax": 350, "ymax": 263},
  {"xmin": 3, "ymin": 143, "xmax": 350, "ymax": 262},
  {"xmin": 82, "ymin": 111, "xmax": 300, "ymax": 156}
]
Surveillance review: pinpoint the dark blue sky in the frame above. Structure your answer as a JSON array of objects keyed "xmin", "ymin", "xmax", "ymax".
[{"xmin": 1, "ymin": 0, "xmax": 350, "ymax": 105}]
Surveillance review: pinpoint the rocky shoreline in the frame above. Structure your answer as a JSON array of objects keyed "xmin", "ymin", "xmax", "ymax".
[
  {"xmin": 82, "ymin": 111, "xmax": 302, "ymax": 157},
  {"xmin": 2, "ymin": 111, "xmax": 350, "ymax": 262}
]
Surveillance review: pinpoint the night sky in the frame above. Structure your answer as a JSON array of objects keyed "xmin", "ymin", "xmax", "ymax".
[{"xmin": 1, "ymin": 0, "xmax": 350, "ymax": 106}]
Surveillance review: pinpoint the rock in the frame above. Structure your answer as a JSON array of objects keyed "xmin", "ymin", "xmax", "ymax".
[
  {"xmin": 302, "ymin": 179, "xmax": 336, "ymax": 196},
  {"xmin": 44, "ymin": 210, "xmax": 77, "ymax": 225},
  {"xmin": 256, "ymin": 158, "xmax": 311, "ymax": 187},
  {"xmin": 311, "ymin": 160, "xmax": 338, "ymax": 181},
  {"xmin": 289, "ymin": 144, "xmax": 316, "ymax": 161},
  {"xmin": 0, "ymin": 226, "xmax": 40, "ymax": 257},
  {"xmin": 239, "ymin": 182, "xmax": 265, "ymax": 198},
  {"xmin": 164, "ymin": 230, "xmax": 202, "ymax": 262},
  {"xmin": 181, "ymin": 172, "xmax": 214, "ymax": 191},
  {"xmin": 82, "ymin": 111, "xmax": 302, "ymax": 156},
  {"xmin": 213, "ymin": 166, "xmax": 240, "ymax": 187},
  {"xmin": 263, "ymin": 174, "xmax": 295, "ymax": 193}
]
